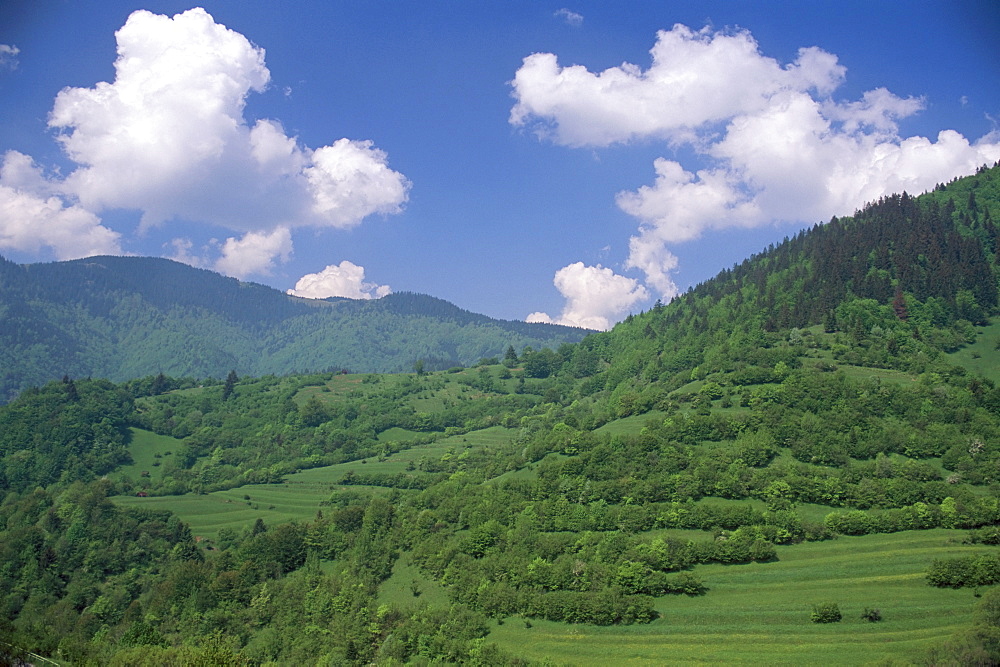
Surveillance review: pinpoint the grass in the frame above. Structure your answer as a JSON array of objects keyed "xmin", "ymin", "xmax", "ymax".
[
  {"xmin": 487, "ymin": 529, "xmax": 990, "ymax": 665},
  {"xmin": 378, "ymin": 559, "xmax": 451, "ymax": 611},
  {"xmin": 114, "ymin": 481, "xmax": 355, "ymax": 542},
  {"xmin": 948, "ymin": 318, "xmax": 1000, "ymax": 384},
  {"xmin": 113, "ymin": 425, "xmax": 518, "ymax": 541},
  {"xmin": 114, "ymin": 428, "xmax": 182, "ymax": 483}
]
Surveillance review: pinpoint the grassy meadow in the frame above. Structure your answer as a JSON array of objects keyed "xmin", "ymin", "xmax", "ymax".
[
  {"xmin": 114, "ymin": 424, "xmax": 519, "ymax": 541},
  {"xmin": 489, "ymin": 529, "xmax": 989, "ymax": 665},
  {"xmin": 114, "ymin": 427, "xmax": 181, "ymax": 483},
  {"xmin": 947, "ymin": 318, "xmax": 1000, "ymax": 384}
]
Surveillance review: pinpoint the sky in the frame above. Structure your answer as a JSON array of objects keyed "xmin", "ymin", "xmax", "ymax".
[{"xmin": 1, "ymin": 2, "xmax": 998, "ymax": 330}]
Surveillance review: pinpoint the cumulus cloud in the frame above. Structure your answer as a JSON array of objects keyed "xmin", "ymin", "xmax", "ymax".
[
  {"xmin": 0, "ymin": 44, "xmax": 19, "ymax": 71},
  {"xmin": 0, "ymin": 151, "xmax": 121, "ymax": 259},
  {"xmin": 287, "ymin": 260, "xmax": 391, "ymax": 300},
  {"xmin": 215, "ymin": 227, "xmax": 292, "ymax": 279},
  {"xmin": 48, "ymin": 7, "xmax": 409, "ymax": 236},
  {"xmin": 511, "ymin": 24, "xmax": 1000, "ymax": 298},
  {"xmin": 0, "ymin": 8, "xmax": 409, "ymax": 277},
  {"xmin": 527, "ymin": 262, "xmax": 648, "ymax": 330},
  {"xmin": 510, "ymin": 25, "xmax": 845, "ymax": 147},
  {"xmin": 554, "ymin": 9, "xmax": 583, "ymax": 27}
]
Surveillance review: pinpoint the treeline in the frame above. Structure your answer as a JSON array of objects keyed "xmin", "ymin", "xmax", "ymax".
[
  {"xmin": 0, "ymin": 377, "xmax": 134, "ymax": 492},
  {"xmin": 927, "ymin": 553, "xmax": 1000, "ymax": 589}
]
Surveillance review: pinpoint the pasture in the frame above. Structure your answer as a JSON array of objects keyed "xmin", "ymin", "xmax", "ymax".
[
  {"xmin": 114, "ymin": 427, "xmax": 181, "ymax": 483},
  {"xmin": 947, "ymin": 318, "xmax": 1000, "ymax": 384},
  {"xmin": 114, "ymin": 425, "xmax": 519, "ymax": 541},
  {"xmin": 488, "ymin": 529, "xmax": 990, "ymax": 665}
]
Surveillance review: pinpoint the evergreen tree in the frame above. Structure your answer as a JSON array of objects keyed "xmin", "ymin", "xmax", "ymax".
[{"xmin": 222, "ymin": 370, "xmax": 238, "ymax": 401}]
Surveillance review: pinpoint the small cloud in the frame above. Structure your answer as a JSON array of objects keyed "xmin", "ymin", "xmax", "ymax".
[
  {"xmin": 165, "ymin": 237, "xmax": 206, "ymax": 267},
  {"xmin": 214, "ymin": 227, "xmax": 293, "ymax": 279},
  {"xmin": 554, "ymin": 8, "xmax": 583, "ymax": 27},
  {"xmin": 528, "ymin": 262, "xmax": 648, "ymax": 330},
  {"xmin": 960, "ymin": 95, "xmax": 969, "ymax": 107},
  {"xmin": 0, "ymin": 44, "xmax": 19, "ymax": 71},
  {"xmin": 287, "ymin": 260, "xmax": 391, "ymax": 300}
]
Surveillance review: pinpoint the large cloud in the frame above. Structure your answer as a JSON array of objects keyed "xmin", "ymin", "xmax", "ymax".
[
  {"xmin": 527, "ymin": 262, "xmax": 648, "ymax": 331},
  {"xmin": 287, "ymin": 260, "xmax": 391, "ymax": 300},
  {"xmin": 4, "ymin": 8, "xmax": 409, "ymax": 276},
  {"xmin": 512, "ymin": 24, "xmax": 1000, "ymax": 300},
  {"xmin": 510, "ymin": 25, "xmax": 845, "ymax": 148}
]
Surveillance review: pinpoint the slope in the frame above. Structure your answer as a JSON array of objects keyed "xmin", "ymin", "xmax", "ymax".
[{"xmin": 2, "ymin": 164, "xmax": 1000, "ymax": 664}]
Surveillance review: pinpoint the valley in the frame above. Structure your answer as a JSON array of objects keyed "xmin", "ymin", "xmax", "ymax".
[{"xmin": 2, "ymin": 165, "xmax": 1000, "ymax": 664}]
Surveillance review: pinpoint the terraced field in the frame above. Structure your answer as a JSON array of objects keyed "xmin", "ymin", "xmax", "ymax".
[
  {"xmin": 114, "ymin": 425, "xmax": 519, "ymax": 541},
  {"xmin": 488, "ymin": 529, "xmax": 988, "ymax": 665}
]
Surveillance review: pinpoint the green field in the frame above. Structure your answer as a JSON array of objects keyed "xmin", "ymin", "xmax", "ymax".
[
  {"xmin": 114, "ymin": 425, "xmax": 519, "ymax": 540},
  {"xmin": 115, "ymin": 427, "xmax": 182, "ymax": 483},
  {"xmin": 378, "ymin": 559, "xmax": 452, "ymax": 611},
  {"xmin": 948, "ymin": 318, "xmax": 1000, "ymax": 384},
  {"xmin": 489, "ymin": 530, "xmax": 990, "ymax": 665}
]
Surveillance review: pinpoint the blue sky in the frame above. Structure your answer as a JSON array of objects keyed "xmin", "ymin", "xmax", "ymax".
[{"xmin": 1, "ymin": 2, "xmax": 998, "ymax": 328}]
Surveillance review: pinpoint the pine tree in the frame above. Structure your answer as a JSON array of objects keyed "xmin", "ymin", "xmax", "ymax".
[
  {"xmin": 892, "ymin": 287, "xmax": 908, "ymax": 321},
  {"xmin": 222, "ymin": 370, "xmax": 238, "ymax": 401}
]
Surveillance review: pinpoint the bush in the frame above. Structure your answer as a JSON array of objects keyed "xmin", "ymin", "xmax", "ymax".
[
  {"xmin": 861, "ymin": 607, "xmax": 882, "ymax": 622},
  {"xmin": 810, "ymin": 602, "xmax": 842, "ymax": 623}
]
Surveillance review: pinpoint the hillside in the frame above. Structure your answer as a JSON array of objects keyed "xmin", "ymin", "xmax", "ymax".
[
  {"xmin": 1, "ymin": 164, "xmax": 1000, "ymax": 664},
  {"xmin": 0, "ymin": 255, "xmax": 589, "ymax": 401}
]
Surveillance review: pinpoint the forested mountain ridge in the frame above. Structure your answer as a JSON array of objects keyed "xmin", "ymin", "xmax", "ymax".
[
  {"xmin": 0, "ymin": 255, "xmax": 589, "ymax": 402},
  {"xmin": 3, "ymin": 164, "xmax": 1000, "ymax": 664},
  {"xmin": 581, "ymin": 162, "xmax": 1000, "ymax": 410}
]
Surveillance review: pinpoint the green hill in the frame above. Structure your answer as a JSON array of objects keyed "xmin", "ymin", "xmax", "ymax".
[
  {"xmin": 0, "ymin": 255, "xmax": 589, "ymax": 401},
  {"xmin": 1, "ymin": 163, "xmax": 1000, "ymax": 664}
]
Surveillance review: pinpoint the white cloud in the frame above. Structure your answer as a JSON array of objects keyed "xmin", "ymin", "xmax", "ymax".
[
  {"xmin": 554, "ymin": 9, "xmax": 583, "ymax": 27},
  {"xmin": 165, "ymin": 237, "xmax": 207, "ymax": 268},
  {"xmin": 512, "ymin": 24, "xmax": 1000, "ymax": 298},
  {"xmin": 0, "ymin": 44, "xmax": 19, "ymax": 71},
  {"xmin": 287, "ymin": 260, "xmax": 391, "ymax": 300},
  {"xmin": 527, "ymin": 262, "xmax": 648, "ymax": 330},
  {"xmin": 0, "ymin": 151, "xmax": 121, "ymax": 259},
  {"xmin": 0, "ymin": 8, "xmax": 410, "ymax": 277},
  {"xmin": 214, "ymin": 227, "xmax": 292, "ymax": 279},
  {"xmin": 305, "ymin": 139, "xmax": 411, "ymax": 227},
  {"xmin": 47, "ymin": 7, "xmax": 410, "ymax": 236},
  {"xmin": 510, "ymin": 25, "xmax": 845, "ymax": 147}
]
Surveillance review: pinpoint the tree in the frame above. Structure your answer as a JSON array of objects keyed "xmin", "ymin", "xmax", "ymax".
[
  {"xmin": 892, "ymin": 287, "xmax": 908, "ymax": 321},
  {"xmin": 299, "ymin": 395, "xmax": 329, "ymax": 427},
  {"xmin": 222, "ymin": 370, "xmax": 238, "ymax": 401},
  {"xmin": 503, "ymin": 345, "xmax": 519, "ymax": 367},
  {"xmin": 413, "ymin": 359, "xmax": 426, "ymax": 376}
]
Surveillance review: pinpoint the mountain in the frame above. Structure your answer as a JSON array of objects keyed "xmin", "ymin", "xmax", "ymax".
[
  {"xmin": 0, "ymin": 255, "xmax": 589, "ymax": 401},
  {"xmin": 3, "ymin": 163, "xmax": 1000, "ymax": 665}
]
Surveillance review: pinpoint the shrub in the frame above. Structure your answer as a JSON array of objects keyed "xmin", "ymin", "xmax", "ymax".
[
  {"xmin": 810, "ymin": 602, "xmax": 842, "ymax": 623},
  {"xmin": 861, "ymin": 607, "xmax": 882, "ymax": 622}
]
